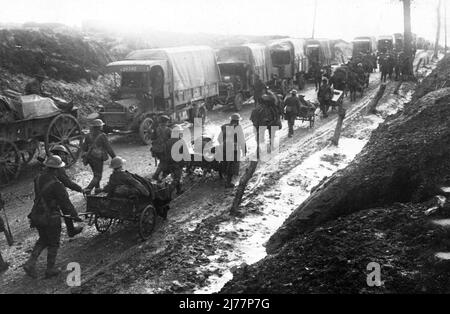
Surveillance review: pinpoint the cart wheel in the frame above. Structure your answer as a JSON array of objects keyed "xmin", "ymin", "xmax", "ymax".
[
  {"xmin": 45, "ymin": 114, "xmax": 82, "ymax": 167},
  {"xmin": 139, "ymin": 117, "xmax": 153, "ymax": 145},
  {"xmin": 94, "ymin": 216, "xmax": 113, "ymax": 233},
  {"xmin": 234, "ymin": 93, "xmax": 244, "ymax": 111},
  {"xmin": 0, "ymin": 138, "xmax": 21, "ymax": 186},
  {"xmin": 139, "ymin": 205, "xmax": 157, "ymax": 240}
]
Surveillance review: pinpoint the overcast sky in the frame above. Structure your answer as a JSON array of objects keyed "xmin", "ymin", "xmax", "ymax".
[{"xmin": 0, "ymin": 0, "xmax": 447, "ymax": 43}]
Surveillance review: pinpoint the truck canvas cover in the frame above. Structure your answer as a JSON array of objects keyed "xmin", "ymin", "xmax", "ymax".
[
  {"xmin": 242, "ymin": 43, "xmax": 272, "ymax": 83},
  {"xmin": 125, "ymin": 46, "xmax": 220, "ymax": 91}
]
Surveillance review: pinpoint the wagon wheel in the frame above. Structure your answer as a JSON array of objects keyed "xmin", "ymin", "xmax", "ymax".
[
  {"xmin": 45, "ymin": 114, "xmax": 82, "ymax": 167},
  {"xmin": 0, "ymin": 138, "xmax": 21, "ymax": 186},
  {"xmin": 94, "ymin": 215, "xmax": 113, "ymax": 233},
  {"xmin": 139, "ymin": 117, "xmax": 153, "ymax": 145},
  {"xmin": 234, "ymin": 93, "xmax": 244, "ymax": 111},
  {"xmin": 139, "ymin": 205, "xmax": 157, "ymax": 240}
]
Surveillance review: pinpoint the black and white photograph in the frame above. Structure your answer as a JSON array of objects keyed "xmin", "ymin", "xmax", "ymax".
[{"xmin": 0, "ymin": 0, "xmax": 449, "ymax": 299}]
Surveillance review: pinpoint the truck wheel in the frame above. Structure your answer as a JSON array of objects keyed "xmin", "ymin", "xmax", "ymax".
[
  {"xmin": 234, "ymin": 93, "xmax": 244, "ymax": 111},
  {"xmin": 139, "ymin": 117, "xmax": 153, "ymax": 145}
]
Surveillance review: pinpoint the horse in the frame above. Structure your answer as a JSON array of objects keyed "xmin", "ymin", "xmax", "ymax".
[
  {"xmin": 250, "ymin": 90, "xmax": 283, "ymax": 157},
  {"xmin": 347, "ymin": 70, "xmax": 364, "ymax": 102}
]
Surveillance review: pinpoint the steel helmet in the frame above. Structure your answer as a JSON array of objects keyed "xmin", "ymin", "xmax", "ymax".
[
  {"xmin": 44, "ymin": 155, "xmax": 65, "ymax": 168},
  {"xmin": 110, "ymin": 156, "xmax": 125, "ymax": 169},
  {"xmin": 230, "ymin": 113, "xmax": 242, "ymax": 121},
  {"xmin": 290, "ymin": 89, "xmax": 298, "ymax": 95},
  {"xmin": 50, "ymin": 144, "xmax": 69, "ymax": 154},
  {"xmin": 91, "ymin": 119, "xmax": 105, "ymax": 127}
]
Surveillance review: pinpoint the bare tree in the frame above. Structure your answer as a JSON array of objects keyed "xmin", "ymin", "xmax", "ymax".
[{"xmin": 401, "ymin": 0, "xmax": 415, "ymax": 79}]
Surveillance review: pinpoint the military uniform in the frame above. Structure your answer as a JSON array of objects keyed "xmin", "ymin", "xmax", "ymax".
[
  {"xmin": 283, "ymin": 94, "xmax": 301, "ymax": 137},
  {"xmin": 81, "ymin": 131, "xmax": 116, "ymax": 191},
  {"xmin": 24, "ymin": 170, "xmax": 80, "ymax": 278},
  {"xmin": 253, "ymin": 78, "xmax": 265, "ymax": 106},
  {"xmin": 318, "ymin": 82, "xmax": 332, "ymax": 118},
  {"xmin": 103, "ymin": 170, "xmax": 149, "ymax": 198},
  {"xmin": 151, "ymin": 123, "xmax": 172, "ymax": 180},
  {"xmin": 218, "ymin": 121, "xmax": 246, "ymax": 187}
]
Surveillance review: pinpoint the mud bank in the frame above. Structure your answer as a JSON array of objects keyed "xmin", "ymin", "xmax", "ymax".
[{"xmin": 222, "ymin": 55, "xmax": 450, "ymax": 293}]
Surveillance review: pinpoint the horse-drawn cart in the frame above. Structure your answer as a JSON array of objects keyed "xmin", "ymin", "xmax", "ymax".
[
  {"xmin": 0, "ymin": 94, "xmax": 82, "ymax": 186},
  {"xmin": 85, "ymin": 195, "xmax": 158, "ymax": 240}
]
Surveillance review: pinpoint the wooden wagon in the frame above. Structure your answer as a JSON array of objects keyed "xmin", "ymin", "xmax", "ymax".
[{"xmin": 0, "ymin": 95, "xmax": 82, "ymax": 186}]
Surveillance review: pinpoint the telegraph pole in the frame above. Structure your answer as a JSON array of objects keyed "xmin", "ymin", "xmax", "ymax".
[
  {"xmin": 445, "ymin": 0, "xmax": 448, "ymax": 53},
  {"xmin": 434, "ymin": 0, "xmax": 442, "ymax": 59},
  {"xmin": 312, "ymin": 0, "xmax": 318, "ymax": 39}
]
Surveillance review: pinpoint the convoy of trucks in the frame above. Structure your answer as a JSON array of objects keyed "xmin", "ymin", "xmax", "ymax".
[{"xmin": 102, "ymin": 32, "xmax": 427, "ymax": 144}]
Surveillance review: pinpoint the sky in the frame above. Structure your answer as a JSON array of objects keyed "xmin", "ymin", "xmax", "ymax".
[{"xmin": 0, "ymin": 0, "xmax": 447, "ymax": 43}]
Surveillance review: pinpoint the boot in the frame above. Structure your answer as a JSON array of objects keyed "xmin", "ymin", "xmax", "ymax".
[
  {"xmin": 66, "ymin": 218, "xmax": 83, "ymax": 238},
  {"xmin": 44, "ymin": 248, "xmax": 61, "ymax": 279},
  {"xmin": 67, "ymin": 226, "xmax": 83, "ymax": 238},
  {"xmin": 23, "ymin": 243, "xmax": 45, "ymax": 279}
]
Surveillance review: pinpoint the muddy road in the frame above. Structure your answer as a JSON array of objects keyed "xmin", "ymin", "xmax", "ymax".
[{"xmin": 0, "ymin": 56, "xmax": 431, "ymax": 293}]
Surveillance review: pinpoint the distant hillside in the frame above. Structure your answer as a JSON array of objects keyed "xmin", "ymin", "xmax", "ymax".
[{"xmin": 0, "ymin": 28, "xmax": 113, "ymax": 82}]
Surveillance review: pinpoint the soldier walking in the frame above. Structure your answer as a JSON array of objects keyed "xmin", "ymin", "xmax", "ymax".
[
  {"xmin": 283, "ymin": 90, "xmax": 301, "ymax": 138},
  {"xmin": 151, "ymin": 115, "xmax": 172, "ymax": 181},
  {"xmin": 218, "ymin": 113, "xmax": 246, "ymax": 188},
  {"xmin": 48, "ymin": 145, "xmax": 84, "ymax": 237},
  {"xmin": 81, "ymin": 119, "xmax": 116, "ymax": 194},
  {"xmin": 253, "ymin": 75, "xmax": 265, "ymax": 106},
  {"xmin": 317, "ymin": 79, "xmax": 332, "ymax": 118},
  {"xmin": 23, "ymin": 156, "xmax": 82, "ymax": 279}
]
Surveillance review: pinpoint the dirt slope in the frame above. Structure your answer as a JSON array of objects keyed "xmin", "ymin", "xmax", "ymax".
[{"xmin": 221, "ymin": 202, "xmax": 450, "ymax": 293}]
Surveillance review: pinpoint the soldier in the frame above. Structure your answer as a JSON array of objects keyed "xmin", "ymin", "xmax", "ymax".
[
  {"xmin": 24, "ymin": 69, "xmax": 47, "ymax": 96},
  {"xmin": 48, "ymin": 145, "xmax": 84, "ymax": 237},
  {"xmin": 317, "ymin": 78, "xmax": 332, "ymax": 118},
  {"xmin": 0, "ymin": 194, "xmax": 9, "ymax": 273},
  {"xmin": 162, "ymin": 125, "xmax": 187, "ymax": 195},
  {"xmin": 151, "ymin": 115, "xmax": 172, "ymax": 180},
  {"xmin": 98, "ymin": 157, "xmax": 149, "ymax": 198},
  {"xmin": 23, "ymin": 156, "xmax": 82, "ymax": 279},
  {"xmin": 283, "ymin": 90, "xmax": 301, "ymax": 138},
  {"xmin": 81, "ymin": 119, "xmax": 116, "ymax": 194},
  {"xmin": 253, "ymin": 75, "xmax": 265, "ymax": 106},
  {"xmin": 218, "ymin": 113, "xmax": 246, "ymax": 188}
]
